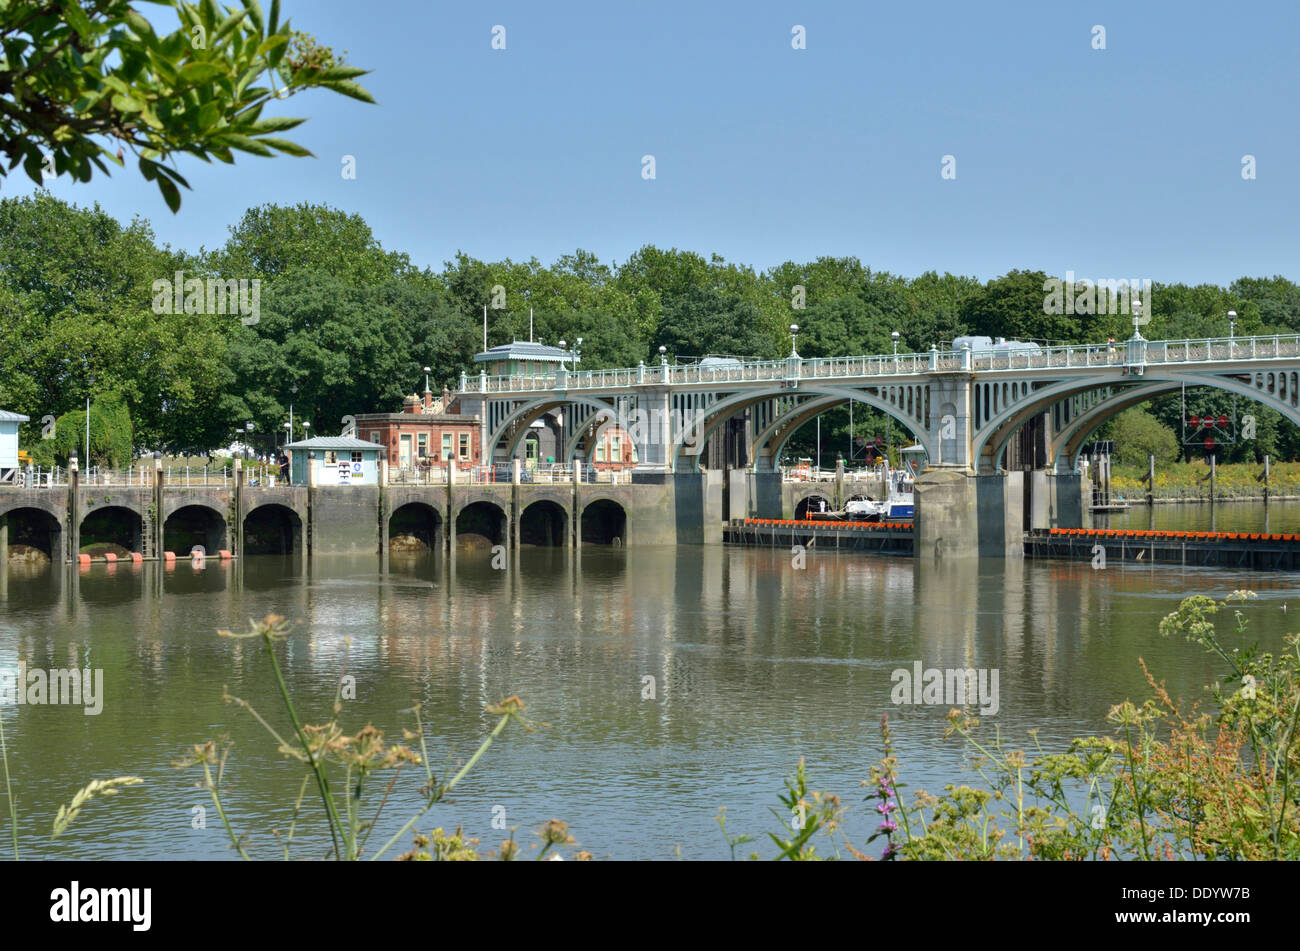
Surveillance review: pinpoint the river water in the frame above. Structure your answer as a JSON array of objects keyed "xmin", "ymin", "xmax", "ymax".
[{"xmin": 1, "ymin": 502, "xmax": 1297, "ymax": 860}]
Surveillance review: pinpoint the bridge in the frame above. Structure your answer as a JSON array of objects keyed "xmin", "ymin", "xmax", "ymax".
[
  {"xmin": 7, "ymin": 332, "xmax": 1300, "ymax": 565},
  {"xmin": 456, "ymin": 332, "xmax": 1300, "ymax": 556},
  {"xmin": 0, "ymin": 459, "xmax": 657, "ymax": 568}
]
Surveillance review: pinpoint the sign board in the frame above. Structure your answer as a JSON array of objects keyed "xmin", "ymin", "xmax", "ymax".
[{"xmin": 338, "ymin": 463, "xmax": 351, "ymax": 485}]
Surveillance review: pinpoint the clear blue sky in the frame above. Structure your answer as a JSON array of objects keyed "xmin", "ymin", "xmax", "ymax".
[{"xmin": 18, "ymin": 0, "xmax": 1300, "ymax": 285}]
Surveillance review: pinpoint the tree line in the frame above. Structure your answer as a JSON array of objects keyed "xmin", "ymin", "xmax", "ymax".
[{"xmin": 3, "ymin": 193, "xmax": 1299, "ymax": 465}]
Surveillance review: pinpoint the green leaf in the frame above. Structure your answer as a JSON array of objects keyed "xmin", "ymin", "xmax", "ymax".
[
  {"xmin": 180, "ymin": 61, "xmax": 225, "ymax": 85},
  {"xmin": 215, "ymin": 134, "xmax": 274, "ymax": 157},
  {"xmin": 316, "ymin": 80, "xmax": 375, "ymax": 104},
  {"xmin": 61, "ymin": 1, "xmax": 95, "ymax": 38},
  {"xmin": 157, "ymin": 176, "xmax": 182, "ymax": 213},
  {"xmin": 257, "ymin": 137, "xmax": 312, "ymax": 157},
  {"xmin": 110, "ymin": 93, "xmax": 144, "ymax": 113},
  {"xmin": 248, "ymin": 115, "xmax": 304, "ymax": 133}
]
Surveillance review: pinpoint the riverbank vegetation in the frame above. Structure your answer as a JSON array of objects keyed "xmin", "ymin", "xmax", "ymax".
[
  {"xmin": 757, "ymin": 592, "xmax": 1300, "ymax": 860},
  {"xmin": 4, "ymin": 193, "xmax": 1300, "ymax": 464}
]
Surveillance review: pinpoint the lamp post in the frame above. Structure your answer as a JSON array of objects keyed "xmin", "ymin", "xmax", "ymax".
[
  {"xmin": 288, "ymin": 382, "xmax": 297, "ymax": 436},
  {"xmin": 423, "ymin": 365, "xmax": 432, "ymax": 393},
  {"xmin": 658, "ymin": 345, "xmax": 667, "ymax": 365},
  {"xmin": 789, "ymin": 323, "xmax": 799, "ymax": 358},
  {"xmin": 575, "ymin": 337, "xmax": 583, "ymax": 371},
  {"xmin": 1228, "ymin": 309, "xmax": 1237, "ymax": 342},
  {"xmin": 244, "ymin": 421, "xmax": 254, "ymax": 461},
  {"xmin": 891, "ymin": 330, "xmax": 900, "ymax": 366}
]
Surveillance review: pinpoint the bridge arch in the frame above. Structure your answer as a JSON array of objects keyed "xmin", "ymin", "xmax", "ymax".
[
  {"xmin": 456, "ymin": 500, "xmax": 507, "ymax": 546},
  {"xmin": 487, "ymin": 395, "xmax": 620, "ymax": 462},
  {"xmin": 163, "ymin": 503, "xmax": 229, "ymax": 554},
  {"xmin": 520, "ymin": 499, "xmax": 569, "ymax": 546},
  {"xmin": 975, "ymin": 369, "xmax": 1300, "ymax": 474},
  {"xmin": 671, "ymin": 385, "xmax": 934, "ymax": 472},
  {"xmin": 79, "ymin": 504, "xmax": 143, "ymax": 555},
  {"xmin": 389, "ymin": 501, "xmax": 442, "ymax": 554},
  {"xmin": 579, "ymin": 498, "xmax": 627, "ymax": 545},
  {"xmin": 243, "ymin": 503, "xmax": 302, "ymax": 555},
  {"xmin": 2, "ymin": 506, "xmax": 63, "ymax": 563}
]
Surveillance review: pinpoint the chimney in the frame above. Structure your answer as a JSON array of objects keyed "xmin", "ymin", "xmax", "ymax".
[
  {"xmin": 423, "ymin": 385, "xmax": 433, "ymax": 413},
  {"xmin": 442, "ymin": 386, "xmax": 450, "ymax": 410},
  {"xmin": 403, "ymin": 395, "xmax": 420, "ymax": 415}
]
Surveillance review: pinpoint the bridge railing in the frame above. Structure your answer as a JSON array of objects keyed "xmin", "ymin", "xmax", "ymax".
[
  {"xmin": 13, "ymin": 465, "xmax": 66, "ymax": 489},
  {"xmin": 458, "ymin": 334, "xmax": 1300, "ymax": 394}
]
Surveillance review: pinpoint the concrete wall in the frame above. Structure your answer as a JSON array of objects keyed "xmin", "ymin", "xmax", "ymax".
[{"xmin": 310, "ymin": 486, "xmax": 381, "ymax": 555}]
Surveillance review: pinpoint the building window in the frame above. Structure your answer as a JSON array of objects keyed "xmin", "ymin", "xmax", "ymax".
[
  {"xmin": 417, "ymin": 433, "xmax": 428, "ymax": 458},
  {"xmin": 325, "ymin": 451, "xmax": 338, "ymax": 464},
  {"xmin": 351, "ymin": 451, "xmax": 363, "ymax": 464},
  {"xmin": 369, "ymin": 431, "xmax": 382, "ymax": 444},
  {"xmin": 596, "ymin": 443, "xmax": 606, "ymax": 462},
  {"xmin": 442, "ymin": 433, "xmax": 452, "ymax": 460},
  {"xmin": 458, "ymin": 433, "xmax": 470, "ymax": 460}
]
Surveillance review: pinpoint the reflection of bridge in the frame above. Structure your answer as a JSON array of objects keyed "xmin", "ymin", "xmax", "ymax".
[{"xmin": 456, "ymin": 333, "xmax": 1300, "ymax": 556}]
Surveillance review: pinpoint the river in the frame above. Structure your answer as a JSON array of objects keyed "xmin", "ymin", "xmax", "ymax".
[{"xmin": 1, "ymin": 502, "xmax": 1296, "ymax": 860}]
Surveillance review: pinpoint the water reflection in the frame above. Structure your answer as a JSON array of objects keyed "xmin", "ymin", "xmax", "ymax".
[{"xmin": 1, "ymin": 524, "xmax": 1296, "ymax": 859}]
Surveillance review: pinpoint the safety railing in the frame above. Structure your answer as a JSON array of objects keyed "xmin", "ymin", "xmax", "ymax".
[{"xmin": 457, "ymin": 334, "xmax": 1300, "ymax": 394}]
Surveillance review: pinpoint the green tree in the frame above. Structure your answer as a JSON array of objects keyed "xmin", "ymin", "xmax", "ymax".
[
  {"xmin": 652, "ymin": 286, "xmax": 778, "ymax": 361},
  {"xmin": 1105, "ymin": 407, "xmax": 1180, "ymax": 467},
  {"xmin": 0, "ymin": 0, "xmax": 372, "ymax": 209}
]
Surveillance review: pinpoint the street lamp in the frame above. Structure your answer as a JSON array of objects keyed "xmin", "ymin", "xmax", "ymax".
[
  {"xmin": 575, "ymin": 337, "xmax": 583, "ymax": 369},
  {"xmin": 289, "ymin": 382, "xmax": 298, "ymax": 436},
  {"xmin": 789, "ymin": 323, "xmax": 799, "ymax": 357},
  {"xmin": 658, "ymin": 345, "xmax": 667, "ymax": 365},
  {"xmin": 423, "ymin": 365, "xmax": 432, "ymax": 393},
  {"xmin": 891, "ymin": 330, "xmax": 900, "ymax": 360},
  {"xmin": 244, "ymin": 421, "xmax": 254, "ymax": 460},
  {"xmin": 1228, "ymin": 309, "xmax": 1237, "ymax": 340}
]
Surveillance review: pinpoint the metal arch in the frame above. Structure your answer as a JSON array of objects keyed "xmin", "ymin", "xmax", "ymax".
[
  {"xmin": 759, "ymin": 392, "xmax": 929, "ymax": 473},
  {"xmin": 976, "ymin": 368, "xmax": 1300, "ymax": 474},
  {"xmin": 671, "ymin": 383, "xmax": 934, "ymax": 473},
  {"xmin": 1052, "ymin": 382, "xmax": 1180, "ymax": 470},
  {"xmin": 564, "ymin": 406, "xmax": 621, "ymax": 462},
  {"xmin": 972, "ymin": 373, "xmax": 1128, "ymax": 472},
  {"xmin": 486, "ymin": 394, "xmax": 620, "ymax": 462}
]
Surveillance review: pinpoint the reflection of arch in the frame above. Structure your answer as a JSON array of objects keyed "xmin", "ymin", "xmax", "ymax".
[
  {"xmin": 580, "ymin": 499, "xmax": 627, "ymax": 545},
  {"xmin": 244, "ymin": 504, "xmax": 301, "ymax": 555},
  {"xmin": 673, "ymin": 385, "xmax": 932, "ymax": 472},
  {"xmin": 79, "ymin": 505, "xmax": 142, "ymax": 554},
  {"xmin": 2, "ymin": 506, "xmax": 63, "ymax": 561},
  {"xmin": 163, "ymin": 503, "xmax": 228, "ymax": 554},
  {"xmin": 389, "ymin": 502, "xmax": 442, "ymax": 553},
  {"xmin": 794, "ymin": 495, "xmax": 832, "ymax": 520},
  {"xmin": 520, "ymin": 500, "xmax": 568, "ymax": 546},
  {"xmin": 456, "ymin": 500, "xmax": 506, "ymax": 545}
]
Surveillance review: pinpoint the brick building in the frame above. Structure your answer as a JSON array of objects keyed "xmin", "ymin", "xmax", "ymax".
[{"xmin": 353, "ymin": 387, "xmax": 483, "ymax": 473}]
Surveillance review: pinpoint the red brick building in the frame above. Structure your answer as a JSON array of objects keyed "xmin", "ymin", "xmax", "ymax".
[{"xmin": 353, "ymin": 388, "xmax": 482, "ymax": 473}]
